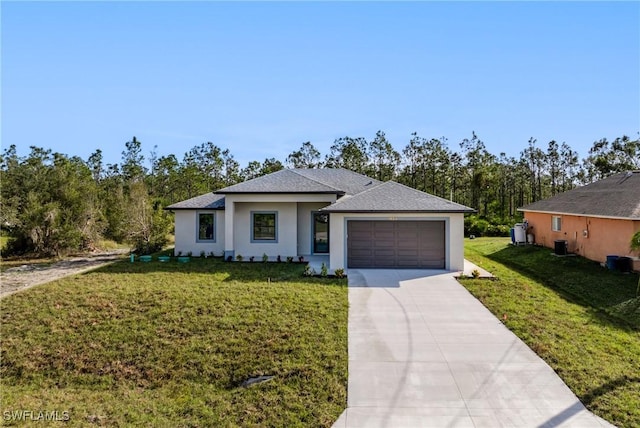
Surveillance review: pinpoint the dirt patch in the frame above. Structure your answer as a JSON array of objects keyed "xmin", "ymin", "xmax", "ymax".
[{"xmin": 0, "ymin": 250, "xmax": 128, "ymax": 299}]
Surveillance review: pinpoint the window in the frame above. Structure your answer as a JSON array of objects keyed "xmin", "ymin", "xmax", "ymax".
[
  {"xmin": 252, "ymin": 212, "xmax": 277, "ymax": 242},
  {"xmin": 197, "ymin": 212, "xmax": 215, "ymax": 241},
  {"xmin": 552, "ymin": 216, "xmax": 562, "ymax": 232}
]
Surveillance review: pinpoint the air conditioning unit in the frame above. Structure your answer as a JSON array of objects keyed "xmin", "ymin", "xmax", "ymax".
[{"xmin": 554, "ymin": 240, "xmax": 568, "ymax": 255}]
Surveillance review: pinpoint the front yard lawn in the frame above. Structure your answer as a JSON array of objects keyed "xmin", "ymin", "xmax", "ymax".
[
  {"xmin": 1, "ymin": 257, "xmax": 348, "ymax": 427},
  {"xmin": 461, "ymin": 238, "xmax": 640, "ymax": 427}
]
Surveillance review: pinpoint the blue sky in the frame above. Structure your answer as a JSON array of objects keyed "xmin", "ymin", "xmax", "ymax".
[{"xmin": 2, "ymin": 1, "xmax": 639, "ymax": 168}]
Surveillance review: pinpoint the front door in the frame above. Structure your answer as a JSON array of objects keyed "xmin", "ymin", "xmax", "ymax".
[{"xmin": 313, "ymin": 212, "xmax": 329, "ymax": 254}]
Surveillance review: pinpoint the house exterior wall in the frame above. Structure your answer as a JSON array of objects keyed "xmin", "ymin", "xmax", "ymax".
[
  {"xmin": 233, "ymin": 202, "xmax": 298, "ymax": 259},
  {"xmin": 171, "ymin": 192, "xmax": 469, "ymax": 269},
  {"xmin": 173, "ymin": 210, "xmax": 225, "ymax": 256},
  {"xmin": 328, "ymin": 212, "xmax": 465, "ymax": 272},
  {"xmin": 297, "ymin": 202, "xmax": 331, "ymax": 256},
  {"xmin": 522, "ymin": 211, "xmax": 640, "ymax": 268},
  {"xmin": 222, "ymin": 194, "xmax": 337, "ymax": 259}
]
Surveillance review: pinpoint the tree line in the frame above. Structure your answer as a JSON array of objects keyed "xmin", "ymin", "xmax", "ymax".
[{"xmin": 1, "ymin": 131, "xmax": 638, "ymax": 257}]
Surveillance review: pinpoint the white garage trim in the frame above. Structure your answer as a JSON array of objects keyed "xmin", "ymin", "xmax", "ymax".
[{"xmin": 329, "ymin": 212, "xmax": 465, "ymax": 272}]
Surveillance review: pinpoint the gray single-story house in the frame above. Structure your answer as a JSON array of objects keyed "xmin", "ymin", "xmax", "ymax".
[{"xmin": 166, "ymin": 168, "xmax": 474, "ymax": 271}]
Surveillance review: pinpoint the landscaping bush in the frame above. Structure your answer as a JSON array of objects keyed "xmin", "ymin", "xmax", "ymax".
[
  {"xmin": 485, "ymin": 224, "xmax": 511, "ymax": 237},
  {"xmin": 465, "ymin": 216, "xmax": 512, "ymax": 237},
  {"xmin": 464, "ymin": 216, "xmax": 489, "ymax": 236}
]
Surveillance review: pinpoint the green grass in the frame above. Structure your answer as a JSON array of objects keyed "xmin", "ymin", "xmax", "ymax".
[
  {"xmin": 460, "ymin": 238, "xmax": 640, "ymax": 427},
  {"xmin": 1, "ymin": 257, "xmax": 348, "ymax": 427}
]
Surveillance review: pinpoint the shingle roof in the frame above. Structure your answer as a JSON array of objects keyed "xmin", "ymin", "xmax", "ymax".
[
  {"xmin": 216, "ymin": 169, "xmax": 342, "ymax": 194},
  {"xmin": 292, "ymin": 168, "xmax": 382, "ymax": 196},
  {"xmin": 166, "ymin": 193, "xmax": 225, "ymax": 210},
  {"xmin": 166, "ymin": 169, "xmax": 475, "ymax": 213},
  {"xmin": 322, "ymin": 181, "xmax": 475, "ymax": 213},
  {"xmin": 519, "ymin": 171, "xmax": 640, "ymax": 219}
]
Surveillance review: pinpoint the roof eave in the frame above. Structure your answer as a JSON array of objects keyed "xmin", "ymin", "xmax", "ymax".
[
  {"xmin": 518, "ymin": 208, "xmax": 638, "ymax": 221},
  {"xmin": 164, "ymin": 206, "xmax": 225, "ymax": 211},
  {"xmin": 217, "ymin": 191, "xmax": 345, "ymax": 195},
  {"xmin": 322, "ymin": 209, "xmax": 476, "ymax": 214}
]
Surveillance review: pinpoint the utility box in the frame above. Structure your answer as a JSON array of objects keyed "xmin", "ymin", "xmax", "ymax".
[{"xmin": 513, "ymin": 223, "xmax": 526, "ymax": 244}]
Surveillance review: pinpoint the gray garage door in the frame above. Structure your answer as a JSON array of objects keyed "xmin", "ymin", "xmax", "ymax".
[{"xmin": 347, "ymin": 220, "xmax": 445, "ymax": 269}]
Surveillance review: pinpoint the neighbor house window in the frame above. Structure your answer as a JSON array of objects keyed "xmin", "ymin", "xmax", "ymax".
[
  {"xmin": 552, "ymin": 216, "xmax": 562, "ymax": 232},
  {"xmin": 197, "ymin": 212, "xmax": 215, "ymax": 242},
  {"xmin": 252, "ymin": 211, "xmax": 277, "ymax": 242}
]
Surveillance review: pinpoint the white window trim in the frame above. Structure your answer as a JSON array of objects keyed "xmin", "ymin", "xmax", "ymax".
[{"xmin": 552, "ymin": 215, "xmax": 562, "ymax": 232}]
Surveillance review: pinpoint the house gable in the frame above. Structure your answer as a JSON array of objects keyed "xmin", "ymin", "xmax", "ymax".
[{"xmin": 216, "ymin": 169, "xmax": 341, "ymax": 194}]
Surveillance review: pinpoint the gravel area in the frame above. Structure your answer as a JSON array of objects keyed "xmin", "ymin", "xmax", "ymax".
[{"xmin": 0, "ymin": 250, "xmax": 128, "ymax": 299}]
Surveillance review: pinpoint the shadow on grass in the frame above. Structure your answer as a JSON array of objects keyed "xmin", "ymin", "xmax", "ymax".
[
  {"xmin": 581, "ymin": 375, "xmax": 640, "ymax": 406},
  {"xmin": 482, "ymin": 245, "xmax": 639, "ymax": 329}
]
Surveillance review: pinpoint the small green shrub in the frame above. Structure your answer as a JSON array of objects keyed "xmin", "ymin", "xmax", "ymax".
[
  {"xmin": 262, "ymin": 253, "xmax": 269, "ymax": 263},
  {"xmin": 236, "ymin": 254, "xmax": 243, "ymax": 262},
  {"xmin": 334, "ymin": 268, "xmax": 345, "ymax": 278},
  {"xmin": 320, "ymin": 263, "xmax": 328, "ymax": 277}
]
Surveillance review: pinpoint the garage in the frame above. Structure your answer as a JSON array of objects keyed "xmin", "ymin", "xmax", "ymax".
[{"xmin": 347, "ymin": 220, "xmax": 445, "ymax": 269}]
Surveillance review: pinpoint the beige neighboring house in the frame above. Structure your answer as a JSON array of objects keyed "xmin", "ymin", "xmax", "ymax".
[
  {"xmin": 519, "ymin": 171, "xmax": 640, "ymax": 270},
  {"xmin": 166, "ymin": 168, "xmax": 474, "ymax": 271}
]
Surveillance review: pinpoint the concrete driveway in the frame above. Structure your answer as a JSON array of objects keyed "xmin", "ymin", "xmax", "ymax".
[{"xmin": 333, "ymin": 268, "xmax": 614, "ymax": 428}]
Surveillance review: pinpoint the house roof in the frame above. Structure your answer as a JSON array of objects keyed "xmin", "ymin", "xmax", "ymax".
[
  {"xmin": 322, "ymin": 181, "xmax": 475, "ymax": 213},
  {"xmin": 292, "ymin": 168, "xmax": 382, "ymax": 196},
  {"xmin": 519, "ymin": 171, "xmax": 640, "ymax": 219},
  {"xmin": 215, "ymin": 169, "xmax": 342, "ymax": 194},
  {"xmin": 166, "ymin": 168, "xmax": 474, "ymax": 214},
  {"xmin": 215, "ymin": 168, "xmax": 380, "ymax": 195},
  {"xmin": 166, "ymin": 193, "xmax": 225, "ymax": 210}
]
